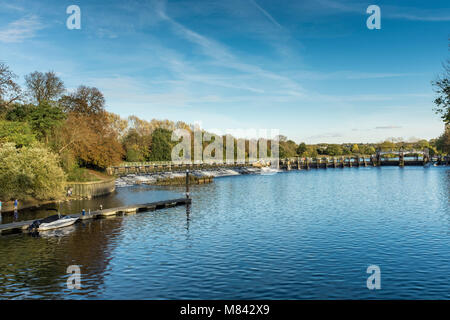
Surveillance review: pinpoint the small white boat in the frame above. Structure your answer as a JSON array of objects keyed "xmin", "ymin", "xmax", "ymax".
[
  {"xmin": 28, "ymin": 214, "xmax": 79, "ymax": 232},
  {"xmin": 38, "ymin": 216, "xmax": 79, "ymax": 231}
]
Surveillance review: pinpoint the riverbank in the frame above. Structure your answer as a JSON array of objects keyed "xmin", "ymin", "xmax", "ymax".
[{"xmin": 1, "ymin": 169, "xmax": 115, "ymax": 213}]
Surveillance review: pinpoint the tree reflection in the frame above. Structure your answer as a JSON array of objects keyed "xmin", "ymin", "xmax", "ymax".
[{"xmin": 0, "ymin": 218, "xmax": 123, "ymax": 299}]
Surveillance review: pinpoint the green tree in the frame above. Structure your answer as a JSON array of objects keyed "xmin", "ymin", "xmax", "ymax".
[
  {"xmin": 149, "ymin": 128, "xmax": 174, "ymax": 161},
  {"xmin": 296, "ymin": 142, "xmax": 307, "ymax": 156},
  {"xmin": 5, "ymin": 103, "xmax": 34, "ymax": 122},
  {"xmin": 379, "ymin": 140, "xmax": 396, "ymax": 151},
  {"xmin": 325, "ymin": 144, "xmax": 343, "ymax": 156},
  {"xmin": 28, "ymin": 102, "xmax": 66, "ymax": 143},
  {"xmin": 279, "ymin": 139, "xmax": 298, "ymax": 158},
  {"xmin": 122, "ymin": 128, "xmax": 152, "ymax": 162},
  {"xmin": 351, "ymin": 144, "xmax": 360, "ymax": 154},
  {"xmin": 436, "ymin": 128, "xmax": 450, "ymax": 154},
  {"xmin": 305, "ymin": 146, "xmax": 318, "ymax": 157},
  {"xmin": 414, "ymin": 139, "xmax": 430, "ymax": 150},
  {"xmin": 0, "ymin": 120, "xmax": 36, "ymax": 147},
  {"xmin": 366, "ymin": 146, "xmax": 376, "ymax": 154}
]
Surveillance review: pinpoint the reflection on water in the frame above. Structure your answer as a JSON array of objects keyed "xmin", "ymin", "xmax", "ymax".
[
  {"xmin": 0, "ymin": 167, "xmax": 449, "ymax": 299},
  {"xmin": 0, "ymin": 218, "xmax": 123, "ymax": 299}
]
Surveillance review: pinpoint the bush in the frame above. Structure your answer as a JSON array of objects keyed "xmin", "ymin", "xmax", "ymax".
[
  {"xmin": 0, "ymin": 143, "xmax": 66, "ymax": 200},
  {"xmin": 0, "ymin": 120, "xmax": 36, "ymax": 147}
]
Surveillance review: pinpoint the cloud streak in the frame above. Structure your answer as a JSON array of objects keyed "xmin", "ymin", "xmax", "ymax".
[
  {"xmin": 375, "ymin": 125, "xmax": 402, "ymax": 130},
  {"xmin": 0, "ymin": 15, "xmax": 43, "ymax": 43},
  {"xmin": 249, "ymin": 0, "xmax": 282, "ymax": 28},
  {"xmin": 156, "ymin": 5, "xmax": 305, "ymax": 96}
]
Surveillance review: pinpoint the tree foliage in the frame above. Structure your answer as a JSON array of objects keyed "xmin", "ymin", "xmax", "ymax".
[
  {"xmin": 0, "ymin": 120, "xmax": 36, "ymax": 147},
  {"xmin": 5, "ymin": 103, "xmax": 34, "ymax": 121},
  {"xmin": 436, "ymin": 127, "xmax": 450, "ymax": 154},
  {"xmin": 432, "ymin": 59, "xmax": 450, "ymax": 123},
  {"xmin": 351, "ymin": 144, "xmax": 360, "ymax": 153},
  {"xmin": 149, "ymin": 128, "xmax": 174, "ymax": 161},
  {"xmin": 28, "ymin": 101, "xmax": 66, "ymax": 143},
  {"xmin": 122, "ymin": 128, "xmax": 152, "ymax": 162},
  {"xmin": 56, "ymin": 86, "xmax": 124, "ymax": 168},
  {"xmin": 326, "ymin": 144, "xmax": 343, "ymax": 156},
  {"xmin": 279, "ymin": 139, "xmax": 298, "ymax": 158},
  {"xmin": 0, "ymin": 143, "xmax": 66, "ymax": 200},
  {"xmin": 296, "ymin": 142, "xmax": 307, "ymax": 156},
  {"xmin": 60, "ymin": 86, "xmax": 105, "ymax": 115}
]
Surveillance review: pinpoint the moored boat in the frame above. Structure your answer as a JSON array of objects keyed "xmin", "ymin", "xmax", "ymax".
[{"xmin": 28, "ymin": 214, "xmax": 79, "ymax": 232}]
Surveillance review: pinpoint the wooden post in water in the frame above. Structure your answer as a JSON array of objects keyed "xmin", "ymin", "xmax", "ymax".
[
  {"xmin": 399, "ymin": 152, "xmax": 404, "ymax": 167},
  {"xmin": 423, "ymin": 148, "xmax": 430, "ymax": 166},
  {"xmin": 185, "ymin": 170, "xmax": 190, "ymax": 199},
  {"xmin": 376, "ymin": 152, "xmax": 381, "ymax": 167}
]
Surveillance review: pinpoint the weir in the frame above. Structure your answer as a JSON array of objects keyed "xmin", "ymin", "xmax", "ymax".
[{"xmin": 107, "ymin": 149, "xmax": 446, "ymax": 174}]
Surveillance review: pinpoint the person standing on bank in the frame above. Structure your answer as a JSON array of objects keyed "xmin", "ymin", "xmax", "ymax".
[{"xmin": 14, "ymin": 199, "xmax": 18, "ymax": 210}]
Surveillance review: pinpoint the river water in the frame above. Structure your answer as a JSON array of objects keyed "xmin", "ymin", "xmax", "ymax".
[{"xmin": 0, "ymin": 167, "xmax": 449, "ymax": 299}]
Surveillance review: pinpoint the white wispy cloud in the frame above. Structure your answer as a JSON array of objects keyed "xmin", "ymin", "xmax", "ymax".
[
  {"xmin": 315, "ymin": 0, "xmax": 450, "ymax": 22},
  {"xmin": 0, "ymin": 3, "xmax": 24, "ymax": 12},
  {"xmin": 375, "ymin": 125, "xmax": 402, "ymax": 130},
  {"xmin": 156, "ymin": 5, "xmax": 305, "ymax": 96},
  {"xmin": 249, "ymin": 0, "xmax": 282, "ymax": 28},
  {"xmin": 387, "ymin": 11, "xmax": 450, "ymax": 22},
  {"xmin": 0, "ymin": 15, "xmax": 44, "ymax": 43}
]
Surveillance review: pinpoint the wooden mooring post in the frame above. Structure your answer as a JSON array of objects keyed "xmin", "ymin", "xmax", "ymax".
[
  {"xmin": 399, "ymin": 152, "xmax": 405, "ymax": 167},
  {"xmin": 186, "ymin": 169, "xmax": 190, "ymax": 199}
]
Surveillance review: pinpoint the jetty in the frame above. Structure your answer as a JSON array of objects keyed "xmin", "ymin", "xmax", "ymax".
[{"xmin": 0, "ymin": 198, "xmax": 191, "ymax": 236}]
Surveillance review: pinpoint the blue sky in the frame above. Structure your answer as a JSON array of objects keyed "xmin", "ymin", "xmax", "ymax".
[{"xmin": 0, "ymin": 0, "xmax": 449, "ymax": 143}]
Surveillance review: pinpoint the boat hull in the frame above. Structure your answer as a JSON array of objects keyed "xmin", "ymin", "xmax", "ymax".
[{"xmin": 38, "ymin": 217, "xmax": 79, "ymax": 231}]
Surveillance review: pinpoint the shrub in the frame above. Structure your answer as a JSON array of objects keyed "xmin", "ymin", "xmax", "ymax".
[
  {"xmin": 0, "ymin": 120, "xmax": 36, "ymax": 147},
  {"xmin": 0, "ymin": 143, "xmax": 66, "ymax": 200}
]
